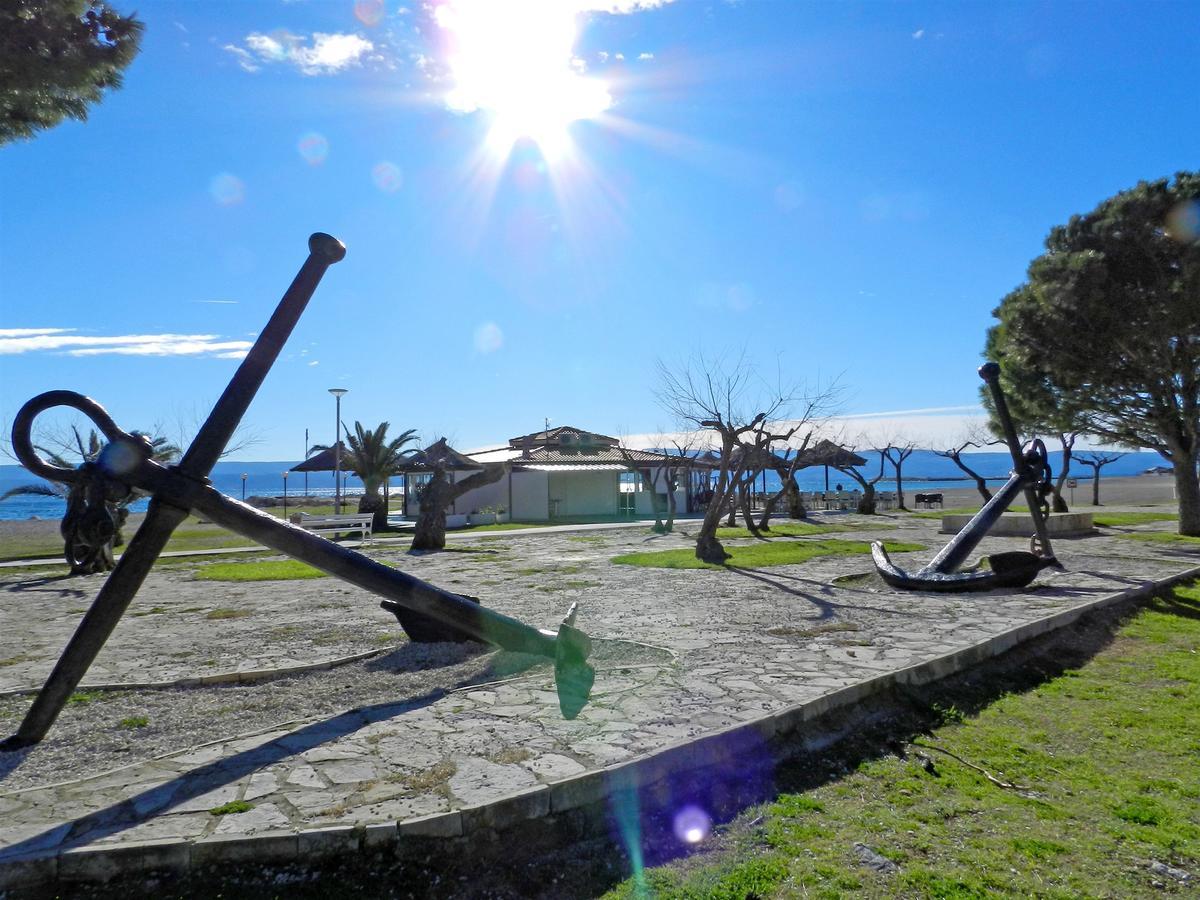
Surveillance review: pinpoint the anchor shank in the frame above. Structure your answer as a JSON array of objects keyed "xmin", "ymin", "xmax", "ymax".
[
  {"xmin": 179, "ymin": 234, "xmax": 345, "ymax": 478},
  {"xmin": 920, "ymin": 469, "xmax": 1028, "ymax": 575},
  {"xmin": 189, "ymin": 485, "xmax": 559, "ymax": 658},
  {"xmin": 7, "ymin": 498, "xmax": 190, "ymax": 747},
  {"xmin": 980, "ymin": 362, "xmax": 1056, "ymax": 559}
]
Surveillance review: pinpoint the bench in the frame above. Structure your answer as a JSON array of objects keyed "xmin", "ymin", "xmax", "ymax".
[
  {"xmin": 292, "ymin": 512, "xmax": 374, "ymax": 542},
  {"xmin": 914, "ymin": 492, "xmax": 944, "ymax": 509}
]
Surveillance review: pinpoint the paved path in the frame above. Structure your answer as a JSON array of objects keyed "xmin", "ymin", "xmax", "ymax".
[{"xmin": 0, "ymin": 511, "xmax": 1194, "ymax": 888}]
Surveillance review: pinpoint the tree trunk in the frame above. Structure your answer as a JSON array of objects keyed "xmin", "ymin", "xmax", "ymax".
[
  {"xmin": 739, "ymin": 482, "xmax": 761, "ymax": 537},
  {"xmin": 857, "ymin": 482, "xmax": 877, "ymax": 514},
  {"xmin": 410, "ymin": 463, "xmax": 508, "ymax": 551},
  {"xmin": 758, "ymin": 486, "xmax": 785, "ymax": 531},
  {"xmin": 1175, "ymin": 448, "xmax": 1200, "ymax": 536},
  {"xmin": 1051, "ymin": 433, "xmax": 1075, "ymax": 513},
  {"xmin": 357, "ymin": 487, "xmax": 388, "ymax": 533},
  {"xmin": 782, "ymin": 476, "xmax": 806, "ymax": 519},
  {"xmin": 1092, "ymin": 468, "xmax": 1101, "ymax": 506},
  {"xmin": 894, "ymin": 465, "xmax": 907, "ymax": 511},
  {"xmin": 664, "ymin": 473, "xmax": 677, "ymax": 532},
  {"xmin": 946, "ymin": 452, "xmax": 993, "ymax": 504}
]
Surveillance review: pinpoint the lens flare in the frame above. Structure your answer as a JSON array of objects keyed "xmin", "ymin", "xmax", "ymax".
[
  {"xmin": 436, "ymin": 0, "xmax": 611, "ymax": 160},
  {"xmin": 371, "ymin": 161, "xmax": 403, "ymax": 192},
  {"xmin": 1166, "ymin": 199, "xmax": 1200, "ymax": 242},
  {"xmin": 473, "ymin": 322, "xmax": 503, "ymax": 353},
  {"xmin": 353, "ymin": 0, "xmax": 385, "ymax": 27},
  {"xmin": 298, "ymin": 132, "xmax": 329, "ymax": 165},
  {"xmin": 673, "ymin": 805, "xmax": 712, "ymax": 845},
  {"xmin": 209, "ymin": 173, "xmax": 245, "ymax": 206}
]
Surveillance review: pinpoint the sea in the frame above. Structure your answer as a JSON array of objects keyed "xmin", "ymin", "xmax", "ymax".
[{"xmin": 0, "ymin": 450, "xmax": 1173, "ymax": 522}]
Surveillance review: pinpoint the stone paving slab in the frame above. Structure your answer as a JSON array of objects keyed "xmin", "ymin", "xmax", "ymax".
[{"xmin": 0, "ymin": 512, "xmax": 1196, "ymax": 890}]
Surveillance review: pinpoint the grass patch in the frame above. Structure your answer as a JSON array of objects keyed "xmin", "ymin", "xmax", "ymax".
[
  {"xmin": 117, "ymin": 715, "xmax": 148, "ymax": 729},
  {"xmin": 388, "ymin": 761, "xmax": 456, "ymax": 794},
  {"xmin": 767, "ymin": 622, "xmax": 860, "ymax": 638},
  {"xmin": 611, "ymin": 540, "xmax": 924, "ymax": 570},
  {"xmin": 204, "ymin": 608, "xmax": 251, "ymax": 620},
  {"xmin": 194, "ymin": 559, "xmax": 326, "ymax": 581},
  {"xmin": 602, "ymin": 582, "xmax": 1200, "ymax": 899},
  {"xmin": 1093, "ymin": 510, "xmax": 1178, "ymax": 527},
  {"xmin": 67, "ymin": 690, "xmax": 108, "ymax": 705},
  {"xmin": 1119, "ymin": 530, "xmax": 1200, "ymax": 546},
  {"xmin": 715, "ymin": 521, "xmax": 845, "ymax": 539},
  {"xmin": 209, "ymin": 800, "xmax": 254, "ymax": 816},
  {"xmin": 458, "ymin": 521, "xmax": 554, "ymax": 532}
]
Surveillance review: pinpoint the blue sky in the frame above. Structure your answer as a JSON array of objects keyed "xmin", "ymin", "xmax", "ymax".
[{"xmin": 2, "ymin": 0, "xmax": 1197, "ymax": 461}]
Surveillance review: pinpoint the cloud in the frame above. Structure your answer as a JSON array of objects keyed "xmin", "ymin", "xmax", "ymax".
[
  {"xmin": 578, "ymin": 0, "xmax": 675, "ymax": 11},
  {"xmin": 637, "ymin": 52, "xmax": 654, "ymax": 60},
  {"xmin": 225, "ymin": 31, "xmax": 374, "ymax": 75},
  {"xmin": 193, "ymin": 299, "xmax": 239, "ymax": 305},
  {"xmin": 912, "ymin": 28, "xmax": 925, "ymax": 39},
  {"xmin": 0, "ymin": 328, "xmax": 253, "ymax": 359}
]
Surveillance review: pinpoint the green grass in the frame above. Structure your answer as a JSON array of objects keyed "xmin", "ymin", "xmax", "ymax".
[
  {"xmin": 457, "ymin": 521, "xmax": 555, "ymax": 532},
  {"xmin": 1119, "ymin": 531, "xmax": 1200, "ymax": 546},
  {"xmin": 611, "ymin": 539, "xmax": 924, "ymax": 570},
  {"xmin": 194, "ymin": 559, "xmax": 327, "ymax": 581},
  {"xmin": 204, "ymin": 608, "xmax": 251, "ymax": 620},
  {"xmin": 1094, "ymin": 510, "xmax": 1179, "ymax": 526},
  {"xmin": 602, "ymin": 583, "xmax": 1200, "ymax": 899},
  {"xmin": 713, "ymin": 521, "xmax": 872, "ymax": 539},
  {"xmin": 209, "ymin": 800, "xmax": 255, "ymax": 816},
  {"xmin": 117, "ymin": 715, "xmax": 149, "ymax": 729}
]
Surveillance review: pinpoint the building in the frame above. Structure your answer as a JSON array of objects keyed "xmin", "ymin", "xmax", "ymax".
[{"xmin": 399, "ymin": 426, "xmax": 713, "ymax": 522}]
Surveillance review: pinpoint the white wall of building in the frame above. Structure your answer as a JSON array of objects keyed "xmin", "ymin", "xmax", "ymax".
[
  {"xmin": 549, "ymin": 470, "xmax": 619, "ymax": 518},
  {"xmin": 510, "ymin": 470, "xmax": 549, "ymax": 520}
]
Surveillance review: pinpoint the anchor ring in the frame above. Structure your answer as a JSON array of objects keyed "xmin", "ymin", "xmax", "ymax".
[{"xmin": 11, "ymin": 391, "xmax": 140, "ymax": 484}]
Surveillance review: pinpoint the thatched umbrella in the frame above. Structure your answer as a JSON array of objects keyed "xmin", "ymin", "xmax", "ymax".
[
  {"xmin": 796, "ymin": 440, "xmax": 869, "ymax": 491},
  {"xmin": 399, "ymin": 437, "xmax": 484, "ymax": 472},
  {"xmin": 290, "ymin": 442, "xmax": 348, "ymax": 473}
]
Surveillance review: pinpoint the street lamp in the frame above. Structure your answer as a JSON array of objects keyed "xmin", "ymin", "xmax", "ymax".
[
  {"xmin": 329, "ymin": 388, "xmax": 348, "ymax": 513},
  {"xmin": 241, "ymin": 472, "xmax": 248, "ymax": 501},
  {"xmin": 282, "ymin": 470, "xmax": 289, "ymax": 518}
]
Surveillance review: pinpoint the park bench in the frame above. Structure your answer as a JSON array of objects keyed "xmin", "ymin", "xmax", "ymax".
[
  {"xmin": 292, "ymin": 512, "xmax": 374, "ymax": 542},
  {"xmin": 914, "ymin": 492, "xmax": 944, "ymax": 509}
]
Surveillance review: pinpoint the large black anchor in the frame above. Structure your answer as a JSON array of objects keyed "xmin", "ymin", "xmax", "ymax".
[
  {"xmin": 3, "ymin": 234, "xmax": 593, "ymax": 750},
  {"xmin": 871, "ymin": 362, "xmax": 1064, "ymax": 592}
]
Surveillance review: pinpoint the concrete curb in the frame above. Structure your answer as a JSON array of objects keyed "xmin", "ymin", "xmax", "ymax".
[{"xmin": 2, "ymin": 564, "xmax": 1197, "ymax": 893}]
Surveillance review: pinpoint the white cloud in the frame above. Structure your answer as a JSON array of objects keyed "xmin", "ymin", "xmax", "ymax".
[
  {"xmin": 578, "ymin": 0, "xmax": 675, "ymax": 11},
  {"xmin": 0, "ymin": 329, "xmax": 253, "ymax": 359},
  {"xmin": 223, "ymin": 44, "xmax": 260, "ymax": 73},
  {"xmin": 225, "ymin": 31, "xmax": 374, "ymax": 76},
  {"xmin": 912, "ymin": 28, "xmax": 925, "ymax": 39},
  {"xmin": 637, "ymin": 52, "xmax": 654, "ymax": 60},
  {"xmin": 193, "ymin": 299, "xmax": 239, "ymax": 305}
]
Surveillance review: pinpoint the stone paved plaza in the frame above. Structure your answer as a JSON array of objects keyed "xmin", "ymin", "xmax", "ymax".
[{"xmin": 0, "ymin": 510, "xmax": 1195, "ymax": 891}]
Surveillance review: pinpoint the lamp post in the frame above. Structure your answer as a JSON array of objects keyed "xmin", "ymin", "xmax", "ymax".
[
  {"xmin": 282, "ymin": 470, "xmax": 289, "ymax": 518},
  {"xmin": 303, "ymin": 428, "xmax": 309, "ymax": 499},
  {"xmin": 241, "ymin": 472, "xmax": 248, "ymax": 501},
  {"xmin": 329, "ymin": 388, "xmax": 347, "ymax": 513}
]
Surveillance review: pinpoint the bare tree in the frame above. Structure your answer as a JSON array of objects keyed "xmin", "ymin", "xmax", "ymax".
[
  {"xmin": 655, "ymin": 353, "xmax": 836, "ymax": 561},
  {"xmin": 410, "ymin": 439, "xmax": 510, "ymax": 551},
  {"xmin": 932, "ymin": 426, "xmax": 1002, "ymax": 504},
  {"xmin": 832, "ymin": 433, "xmax": 888, "ymax": 514},
  {"xmin": 1075, "ymin": 450, "xmax": 1125, "ymax": 506},
  {"xmin": 655, "ymin": 354, "xmax": 792, "ymax": 562},
  {"xmin": 882, "ymin": 438, "xmax": 918, "ymax": 511},
  {"xmin": 759, "ymin": 432, "xmax": 815, "ymax": 530}
]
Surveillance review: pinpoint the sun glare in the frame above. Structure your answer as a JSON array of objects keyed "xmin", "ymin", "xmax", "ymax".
[{"xmin": 436, "ymin": 1, "xmax": 611, "ymax": 160}]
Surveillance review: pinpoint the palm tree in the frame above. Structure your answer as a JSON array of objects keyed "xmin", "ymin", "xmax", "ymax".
[
  {"xmin": 1, "ymin": 426, "xmax": 181, "ymax": 574},
  {"xmin": 310, "ymin": 421, "xmax": 417, "ymax": 532}
]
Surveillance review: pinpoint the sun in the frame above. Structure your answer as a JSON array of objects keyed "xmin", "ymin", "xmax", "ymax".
[{"xmin": 436, "ymin": 1, "xmax": 612, "ymax": 161}]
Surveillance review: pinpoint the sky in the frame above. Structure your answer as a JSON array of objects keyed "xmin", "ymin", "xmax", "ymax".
[{"xmin": 2, "ymin": 0, "xmax": 1198, "ymax": 462}]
